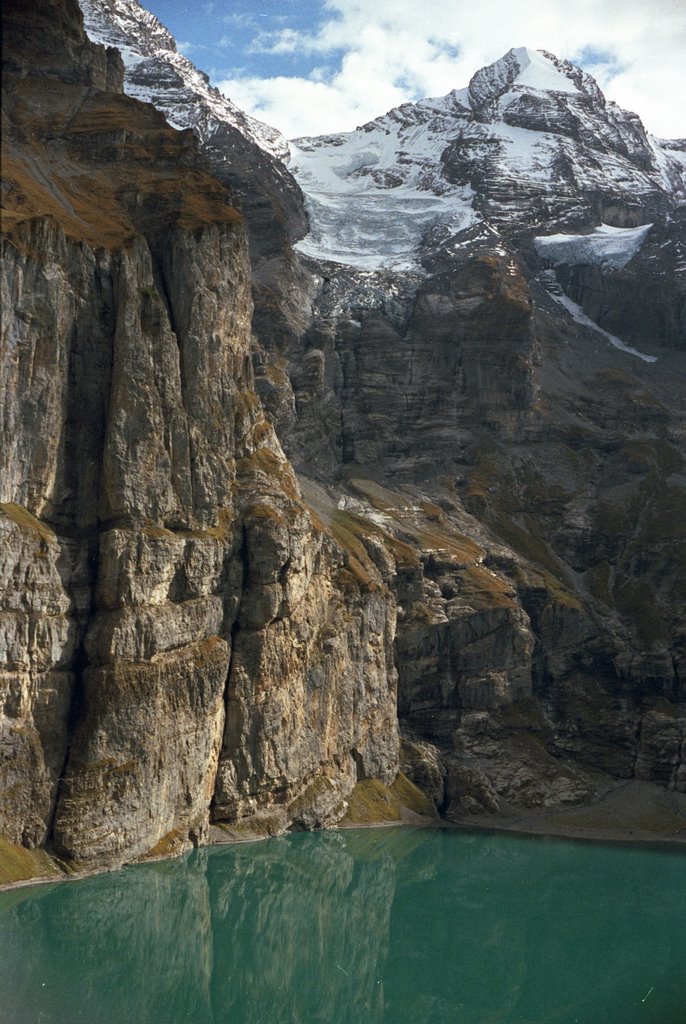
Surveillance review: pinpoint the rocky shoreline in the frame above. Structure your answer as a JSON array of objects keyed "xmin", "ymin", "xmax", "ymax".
[{"xmin": 2, "ymin": 777, "xmax": 684, "ymax": 894}]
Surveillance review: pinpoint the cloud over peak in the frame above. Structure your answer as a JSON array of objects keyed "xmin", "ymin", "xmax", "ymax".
[{"xmin": 214, "ymin": 0, "xmax": 686, "ymax": 139}]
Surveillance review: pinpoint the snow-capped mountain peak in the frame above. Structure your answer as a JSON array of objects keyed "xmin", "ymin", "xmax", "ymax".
[
  {"xmin": 468, "ymin": 46, "xmax": 580, "ymax": 110},
  {"xmin": 286, "ymin": 46, "xmax": 685, "ymax": 272}
]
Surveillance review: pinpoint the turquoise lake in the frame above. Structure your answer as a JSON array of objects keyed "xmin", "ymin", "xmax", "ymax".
[{"xmin": 1, "ymin": 827, "xmax": 684, "ymax": 1024}]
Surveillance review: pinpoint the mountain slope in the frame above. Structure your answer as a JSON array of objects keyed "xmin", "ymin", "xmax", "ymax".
[{"xmin": 288, "ymin": 46, "xmax": 685, "ymax": 348}]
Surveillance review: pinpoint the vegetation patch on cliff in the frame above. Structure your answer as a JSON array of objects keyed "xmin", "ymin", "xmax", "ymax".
[
  {"xmin": 340, "ymin": 774, "xmax": 437, "ymax": 825},
  {"xmin": 0, "ymin": 503, "xmax": 56, "ymax": 545},
  {"xmin": 2, "ymin": 60, "xmax": 242, "ymax": 251},
  {"xmin": 0, "ymin": 836, "xmax": 64, "ymax": 887}
]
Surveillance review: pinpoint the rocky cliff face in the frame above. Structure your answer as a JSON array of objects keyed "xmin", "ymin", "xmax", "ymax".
[
  {"xmin": 1, "ymin": 0, "xmax": 397, "ymax": 868},
  {"xmin": 2, "ymin": 0, "xmax": 685, "ymax": 872}
]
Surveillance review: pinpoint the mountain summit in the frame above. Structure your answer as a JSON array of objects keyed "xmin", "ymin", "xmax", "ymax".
[
  {"xmin": 288, "ymin": 45, "xmax": 685, "ymax": 275},
  {"xmin": 468, "ymin": 46, "xmax": 596, "ymax": 106}
]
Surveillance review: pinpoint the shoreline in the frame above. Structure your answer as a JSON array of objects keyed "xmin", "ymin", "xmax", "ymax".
[
  {"xmin": 2, "ymin": 778, "xmax": 685, "ymax": 894},
  {"xmin": 446, "ymin": 778, "xmax": 686, "ymax": 849},
  {"xmin": 2, "ymin": 822, "xmax": 684, "ymax": 897},
  {"xmin": 440, "ymin": 817, "xmax": 686, "ymax": 849}
]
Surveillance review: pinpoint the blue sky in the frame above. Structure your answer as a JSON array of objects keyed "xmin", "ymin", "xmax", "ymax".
[
  {"xmin": 145, "ymin": 0, "xmax": 329, "ymax": 80},
  {"xmin": 142, "ymin": 0, "xmax": 686, "ymax": 139}
]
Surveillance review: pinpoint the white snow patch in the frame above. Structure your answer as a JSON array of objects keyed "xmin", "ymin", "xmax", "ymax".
[
  {"xmin": 289, "ymin": 105, "xmax": 479, "ymax": 270},
  {"xmin": 511, "ymin": 47, "xmax": 580, "ymax": 95},
  {"xmin": 552, "ymin": 292, "xmax": 657, "ymax": 363},
  {"xmin": 492, "ymin": 121, "xmax": 560, "ymax": 182},
  {"xmin": 365, "ymin": 509, "xmax": 395, "ymax": 529},
  {"xmin": 650, "ymin": 136, "xmax": 686, "ymax": 198},
  {"xmin": 534, "ymin": 222, "xmax": 653, "ymax": 269},
  {"xmin": 118, "ymin": 47, "xmax": 145, "ymax": 69}
]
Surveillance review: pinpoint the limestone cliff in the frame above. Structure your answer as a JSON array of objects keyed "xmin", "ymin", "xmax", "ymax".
[{"xmin": 0, "ymin": 0, "xmax": 397, "ymax": 868}]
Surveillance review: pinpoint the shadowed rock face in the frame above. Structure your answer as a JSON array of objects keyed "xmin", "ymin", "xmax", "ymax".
[
  {"xmin": 249, "ymin": 49, "xmax": 686, "ymax": 815},
  {"xmin": 1, "ymin": 1, "xmax": 685, "ymax": 870}
]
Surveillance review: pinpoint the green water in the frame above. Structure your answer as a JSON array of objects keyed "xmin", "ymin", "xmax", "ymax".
[{"xmin": 1, "ymin": 828, "xmax": 684, "ymax": 1024}]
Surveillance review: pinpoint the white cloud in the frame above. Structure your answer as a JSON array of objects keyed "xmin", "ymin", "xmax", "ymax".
[
  {"xmin": 216, "ymin": 0, "xmax": 686, "ymax": 139},
  {"xmin": 219, "ymin": 73, "xmax": 407, "ymax": 138},
  {"xmin": 248, "ymin": 27, "xmax": 307, "ymax": 55},
  {"xmin": 177, "ymin": 39, "xmax": 211, "ymax": 56},
  {"xmin": 222, "ymin": 12, "xmax": 260, "ymax": 30}
]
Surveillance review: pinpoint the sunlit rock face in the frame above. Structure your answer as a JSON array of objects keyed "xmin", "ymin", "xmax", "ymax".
[
  {"xmin": 1, "ymin": 0, "xmax": 398, "ymax": 867},
  {"xmin": 1, "ymin": 0, "xmax": 684, "ymax": 872}
]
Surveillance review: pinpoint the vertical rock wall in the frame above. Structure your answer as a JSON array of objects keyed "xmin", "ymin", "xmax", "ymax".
[{"xmin": 0, "ymin": 0, "xmax": 399, "ymax": 867}]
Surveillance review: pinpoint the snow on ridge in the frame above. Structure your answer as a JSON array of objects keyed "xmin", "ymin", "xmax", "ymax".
[
  {"xmin": 534, "ymin": 223, "xmax": 653, "ymax": 269},
  {"xmin": 551, "ymin": 291, "xmax": 657, "ymax": 363},
  {"xmin": 79, "ymin": 0, "xmax": 175, "ymax": 55},
  {"xmin": 78, "ymin": 0, "xmax": 288, "ymax": 160},
  {"xmin": 78, "ymin": 5, "xmax": 681, "ymax": 269},
  {"xmin": 288, "ymin": 41, "xmax": 658, "ymax": 273}
]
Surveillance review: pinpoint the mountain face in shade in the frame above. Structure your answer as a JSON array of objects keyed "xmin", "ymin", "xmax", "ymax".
[{"xmin": 1, "ymin": 0, "xmax": 685, "ymax": 876}]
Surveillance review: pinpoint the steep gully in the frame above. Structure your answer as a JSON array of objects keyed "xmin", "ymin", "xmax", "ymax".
[{"xmin": 1, "ymin": 0, "xmax": 685, "ymax": 877}]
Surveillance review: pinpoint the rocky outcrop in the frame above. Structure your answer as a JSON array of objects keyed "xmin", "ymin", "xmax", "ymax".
[{"xmin": 1, "ymin": 0, "xmax": 398, "ymax": 867}]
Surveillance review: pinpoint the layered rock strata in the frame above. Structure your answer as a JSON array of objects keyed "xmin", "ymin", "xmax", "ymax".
[{"xmin": 1, "ymin": 0, "xmax": 397, "ymax": 867}]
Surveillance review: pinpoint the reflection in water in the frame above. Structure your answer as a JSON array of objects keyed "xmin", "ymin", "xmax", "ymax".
[
  {"xmin": 208, "ymin": 830, "xmax": 397, "ymax": 1024},
  {"xmin": 1, "ymin": 828, "xmax": 684, "ymax": 1024},
  {"xmin": 1, "ymin": 854, "xmax": 215, "ymax": 1024}
]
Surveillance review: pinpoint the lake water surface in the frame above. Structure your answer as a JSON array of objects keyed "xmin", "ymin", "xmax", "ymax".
[{"xmin": 1, "ymin": 827, "xmax": 684, "ymax": 1024}]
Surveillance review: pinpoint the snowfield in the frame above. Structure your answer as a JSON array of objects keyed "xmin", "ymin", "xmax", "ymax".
[
  {"xmin": 534, "ymin": 223, "xmax": 653, "ymax": 269},
  {"xmin": 288, "ymin": 126, "xmax": 478, "ymax": 270}
]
